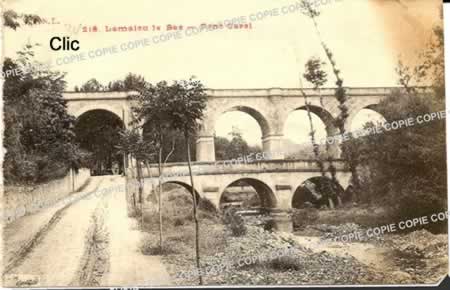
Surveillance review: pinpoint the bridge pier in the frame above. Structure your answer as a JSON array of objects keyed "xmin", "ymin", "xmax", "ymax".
[
  {"xmin": 271, "ymin": 212, "xmax": 294, "ymax": 233},
  {"xmin": 196, "ymin": 135, "xmax": 215, "ymax": 162},
  {"xmin": 274, "ymin": 185, "xmax": 293, "ymax": 210},
  {"xmin": 202, "ymin": 186, "xmax": 221, "ymax": 210},
  {"xmin": 262, "ymin": 134, "xmax": 285, "ymax": 159}
]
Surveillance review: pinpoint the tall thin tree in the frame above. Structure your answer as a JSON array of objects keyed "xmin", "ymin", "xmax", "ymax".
[
  {"xmin": 131, "ymin": 81, "xmax": 175, "ymax": 250},
  {"xmin": 300, "ymin": 0, "xmax": 361, "ymax": 196},
  {"xmin": 303, "ymin": 57, "xmax": 342, "ymax": 206},
  {"xmin": 169, "ymin": 77, "xmax": 207, "ymax": 285}
]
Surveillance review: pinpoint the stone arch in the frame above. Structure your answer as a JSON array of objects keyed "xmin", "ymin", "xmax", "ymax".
[
  {"xmin": 287, "ymin": 105, "xmax": 338, "ymax": 135},
  {"xmin": 292, "ymin": 176, "xmax": 344, "ymax": 209},
  {"xmin": 197, "ymin": 105, "xmax": 272, "ymax": 161},
  {"xmin": 161, "ymin": 180, "xmax": 202, "ymax": 203},
  {"xmin": 72, "ymin": 103, "xmax": 125, "ymax": 124},
  {"xmin": 219, "ymin": 177, "xmax": 277, "ymax": 209},
  {"xmin": 218, "ymin": 105, "xmax": 271, "ymax": 137},
  {"xmin": 282, "ymin": 105, "xmax": 340, "ymax": 158},
  {"xmin": 75, "ymin": 109, "xmax": 125, "ymax": 130},
  {"xmin": 75, "ymin": 109, "xmax": 125, "ymax": 175},
  {"xmin": 347, "ymin": 104, "xmax": 387, "ymax": 132}
]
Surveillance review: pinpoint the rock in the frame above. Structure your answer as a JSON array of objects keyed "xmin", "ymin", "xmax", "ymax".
[{"xmin": 392, "ymin": 271, "xmax": 412, "ymax": 283}]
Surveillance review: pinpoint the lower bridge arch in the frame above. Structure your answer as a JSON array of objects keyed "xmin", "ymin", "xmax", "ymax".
[
  {"xmin": 145, "ymin": 180, "xmax": 202, "ymax": 204},
  {"xmin": 292, "ymin": 176, "xmax": 345, "ymax": 209},
  {"xmin": 219, "ymin": 178, "xmax": 277, "ymax": 211}
]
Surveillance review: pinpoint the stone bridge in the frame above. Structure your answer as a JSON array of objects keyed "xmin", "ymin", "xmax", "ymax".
[
  {"xmin": 63, "ymin": 86, "xmax": 396, "ymax": 161},
  {"xmin": 129, "ymin": 159, "xmax": 351, "ymax": 212},
  {"xmin": 64, "ymin": 87, "xmax": 401, "ymax": 226}
]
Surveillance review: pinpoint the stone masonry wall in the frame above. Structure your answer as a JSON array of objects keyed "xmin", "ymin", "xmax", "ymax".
[{"xmin": 3, "ymin": 168, "xmax": 91, "ymax": 223}]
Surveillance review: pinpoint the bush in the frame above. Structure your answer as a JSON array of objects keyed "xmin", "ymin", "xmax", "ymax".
[
  {"xmin": 198, "ymin": 197, "xmax": 217, "ymax": 213},
  {"xmin": 268, "ymin": 256, "xmax": 302, "ymax": 271},
  {"xmin": 140, "ymin": 236, "xmax": 179, "ymax": 255},
  {"xmin": 350, "ymin": 90, "xmax": 447, "ymax": 233},
  {"xmin": 167, "ymin": 192, "xmax": 191, "ymax": 204},
  {"xmin": 292, "ymin": 208, "xmax": 319, "ymax": 230},
  {"xmin": 173, "ymin": 218, "xmax": 184, "ymax": 227},
  {"xmin": 198, "ymin": 210, "xmax": 216, "ymax": 222},
  {"xmin": 223, "ymin": 208, "xmax": 247, "ymax": 237}
]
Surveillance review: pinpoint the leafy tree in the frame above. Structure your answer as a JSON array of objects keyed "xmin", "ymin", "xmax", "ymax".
[
  {"xmin": 3, "ymin": 46, "xmax": 83, "ymax": 184},
  {"xmin": 79, "ymin": 78, "xmax": 104, "ymax": 92},
  {"xmin": 302, "ymin": 57, "xmax": 340, "ymax": 207},
  {"xmin": 303, "ymin": 57, "xmax": 327, "ymax": 106},
  {"xmin": 3, "ymin": 10, "xmax": 46, "ymax": 30},
  {"xmin": 214, "ymin": 130, "xmax": 261, "ymax": 161},
  {"xmin": 106, "ymin": 80, "xmax": 125, "ymax": 91},
  {"xmin": 300, "ymin": 0, "xmax": 360, "ymax": 196},
  {"xmin": 143, "ymin": 128, "xmax": 196, "ymax": 162},
  {"xmin": 160, "ymin": 129, "xmax": 196, "ymax": 162},
  {"xmin": 214, "ymin": 136, "xmax": 231, "ymax": 160},
  {"xmin": 116, "ymin": 129, "xmax": 156, "ymax": 216},
  {"xmin": 167, "ymin": 77, "xmax": 207, "ymax": 285},
  {"xmin": 350, "ymin": 22, "xmax": 446, "ymax": 232},
  {"xmin": 124, "ymin": 73, "xmax": 146, "ymax": 90},
  {"xmin": 132, "ymin": 81, "xmax": 177, "ymax": 253},
  {"xmin": 132, "ymin": 77, "xmax": 207, "ymax": 284},
  {"xmin": 105, "ymin": 73, "xmax": 147, "ymax": 91},
  {"xmin": 226, "ymin": 130, "xmax": 251, "ymax": 159}
]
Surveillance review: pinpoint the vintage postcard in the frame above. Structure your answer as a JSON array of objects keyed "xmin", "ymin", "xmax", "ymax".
[{"xmin": 1, "ymin": 0, "xmax": 448, "ymax": 288}]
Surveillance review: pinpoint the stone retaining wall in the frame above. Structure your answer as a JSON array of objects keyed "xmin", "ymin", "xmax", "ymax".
[{"xmin": 3, "ymin": 168, "xmax": 91, "ymax": 223}]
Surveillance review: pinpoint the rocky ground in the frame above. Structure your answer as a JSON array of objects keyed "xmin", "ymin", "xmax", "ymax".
[
  {"xmin": 379, "ymin": 229, "xmax": 448, "ymax": 283},
  {"xmin": 156, "ymin": 215, "xmax": 447, "ymax": 286},
  {"xmin": 159, "ymin": 223, "xmax": 388, "ymax": 286},
  {"xmin": 294, "ymin": 223, "xmax": 448, "ymax": 284}
]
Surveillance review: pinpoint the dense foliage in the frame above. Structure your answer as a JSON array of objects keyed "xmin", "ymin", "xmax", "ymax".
[
  {"xmin": 76, "ymin": 73, "xmax": 146, "ymax": 92},
  {"xmin": 3, "ymin": 10, "xmax": 45, "ymax": 30},
  {"xmin": 3, "ymin": 47, "xmax": 85, "ymax": 184},
  {"xmin": 351, "ymin": 24, "xmax": 446, "ymax": 232},
  {"xmin": 214, "ymin": 131, "xmax": 261, "ymax": 161}
]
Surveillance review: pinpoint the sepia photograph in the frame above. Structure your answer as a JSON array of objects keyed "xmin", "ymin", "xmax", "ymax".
[{"xmin": 0, "ymin": 0, "xmax": 448, "ymax": 287}]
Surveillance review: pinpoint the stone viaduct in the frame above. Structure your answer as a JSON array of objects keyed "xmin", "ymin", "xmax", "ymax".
[
  {"xmin": 63, "ymin": 87, "xmax": 396, "ymax": 212},
  {"xmin": 64, "ymin": 87, "xmax": 392, "ymax": 160}
]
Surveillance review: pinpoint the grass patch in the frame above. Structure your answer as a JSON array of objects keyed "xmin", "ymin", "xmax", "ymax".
[{"xmin": 140, "ymin": 233, "xmax": 180, "ymax": 255}]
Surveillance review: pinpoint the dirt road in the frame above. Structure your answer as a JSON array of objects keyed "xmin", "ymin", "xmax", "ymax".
[{"xmin": 3, "ymin": 176, "xmax": 171, "ymax": 288}]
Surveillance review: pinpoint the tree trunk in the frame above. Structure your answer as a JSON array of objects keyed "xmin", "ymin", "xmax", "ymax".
[
  {"xmin": 308, "ymin": 12, "xmax": 360, "ymax": 200},
  {"xmin": 131, "ymin": 155, "xmax": 137, "ymax": 211},
  {"xmin": 71, "ymin": 167, "xmax": 75, "ymax": 192},
  {"xmin": 328, "ymin": 197, "xmax": 335, "ymax": 209},
  {"xmin": 185, "ymin": 131, "xmax": 202, "ymax": 285},
  {"xmin": 158, "ymin": 139, "xmax": 163, "ymax": 251},
  {"xmin": 136, "ymin": 160, "xmax": 145, "ymax": 227},
  {"xmin": 137, "ymin": 160, "xmax": 143, "ymax": 204},
  {"xmin": 145, "ymin": 160, "xmax": 156, "ymax": 195},
  {"xmin": 301, "ymin": 89, "xmax": 337, "ymax": 207}
]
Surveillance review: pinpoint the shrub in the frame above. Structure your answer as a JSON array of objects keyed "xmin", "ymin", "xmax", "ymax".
[
  {"xmin": 268, "ymin": 255, "xmax": 302, "ymax": 271},
  {"xmin": 198, "ymin": 210, "xmax": 216, "ymax": 221},
  {"xmin": 198, "ymin": 197, "xmax": 217, "ymax": 213},
  {"xmin": 291, "ymin": 208, "xmax": 319, "ymax": 230},
  {"xmin": 140, "ymin": 236, "xmax": 179, "ymax": 255},
  {"xmin": 223, "ymin": 208, "xmax": 247, "ymax": 237},
  {"xmin": 173, "ymin": 218, "xmax": 184, "ymax": 227}
]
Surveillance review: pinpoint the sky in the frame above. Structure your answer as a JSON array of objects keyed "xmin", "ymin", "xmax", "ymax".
[{"xmin": 2, "ymin": 0, "xmax": 442, "ymax": 145}]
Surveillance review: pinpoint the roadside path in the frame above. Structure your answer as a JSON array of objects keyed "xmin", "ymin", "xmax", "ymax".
[
  {"xmin": 3, "ymin": 175, "xmax": 172, "ymax": 287},
  {"xmin": 102, "ymin": 177, "xmax": 172, "ymax": 287}
]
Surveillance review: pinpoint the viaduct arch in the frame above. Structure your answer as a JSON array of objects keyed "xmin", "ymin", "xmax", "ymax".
[{"xmin": 64, "ymin": 87, "xmax": 400, "ymax": 162}]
